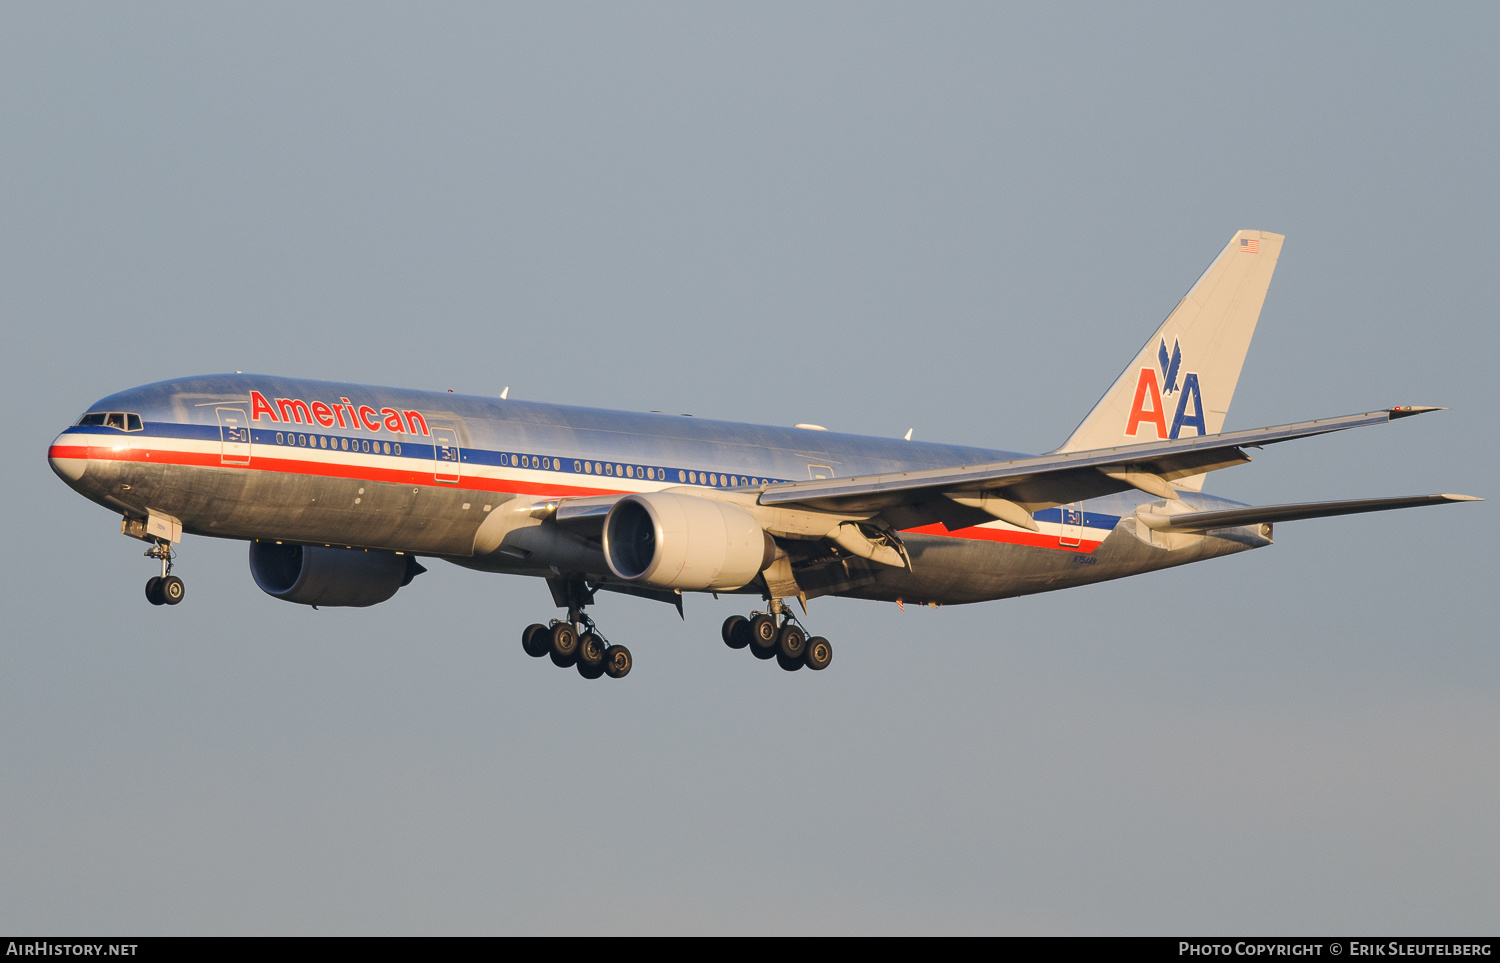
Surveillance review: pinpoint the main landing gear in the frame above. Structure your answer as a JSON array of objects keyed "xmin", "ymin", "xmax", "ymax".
[
  {"xmin": 143, "ymin": 539, "xmax": 185, "ymax": 606},
  {"xmin": 521, "ymin": 608, "xmax": 632, "ymax": 681},
  {"xmin": 721, "ymin": 601, "xmax": 832, "ymax": 673}
]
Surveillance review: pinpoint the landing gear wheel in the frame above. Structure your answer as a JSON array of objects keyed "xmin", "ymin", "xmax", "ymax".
[
  {"xmin": 749, "ymin": 640, "xmax": 777, "ymax": 660},
  {"xmin": 159, "ymin": 575, "xmax": 185, "ymax": 605},
  {"xmin": 145, "ymin": 577, "xmax": 165, "ymax": 605},
  {"xmin": 549, "ymin": 622, "xmax": 579, "ymax": 667},
  {"xmin": 804, "ymin": 636, "xmax": 832, "ymax": 671},
  {"xmin": 776, "ymin": 651, "xmax": 804, "ymax": 672},
  {"xmin": 748, "ymin": 613, "xmax": 778, "ymax": 652},
  {"xmin": 577, "ymin": 658, "xmax": 605, "ymax": 680},
  {"xmin": 603, "ymin": 644, "xmax": 632, "ymax": 679},
  {"xmin": 521, "ymin": 623, "xmax": 550, "ymax": 658},
  {"xmin": 722, "ymin": 615, "xmax": 750, "ymax": 649},
  {"xmin": 578, "ymin": 632, "xmax": 605, "ymax": 669},
  {"xmin": 777, "ymin": 624, "xmax": 806, "ymax": 661}
]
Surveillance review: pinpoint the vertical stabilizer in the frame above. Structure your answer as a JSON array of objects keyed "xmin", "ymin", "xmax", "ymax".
[{"xmin": 1055, "ymin": 230, "xmax": 1283, "ymax": 490}]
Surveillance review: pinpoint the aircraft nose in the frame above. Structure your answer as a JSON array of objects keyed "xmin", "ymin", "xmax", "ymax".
[{"xmin": 48, "ymin": 432, "xmax": 88, "ymax": 482}]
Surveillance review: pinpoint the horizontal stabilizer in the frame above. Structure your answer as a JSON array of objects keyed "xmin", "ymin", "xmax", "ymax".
[{"xmin": 1136, "ymin": 493, "xmax": 1481, "ymax": 533}]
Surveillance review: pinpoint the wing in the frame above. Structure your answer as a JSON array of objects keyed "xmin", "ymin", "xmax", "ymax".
[{"xmin": 757, "ymin": 406, "xmax": 1449, "ymax": 528}]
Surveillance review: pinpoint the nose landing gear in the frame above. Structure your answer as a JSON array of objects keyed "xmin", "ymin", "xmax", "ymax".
[{"xmin": 143, "ymin": 539, "xmax": 185, "ymax": 606}]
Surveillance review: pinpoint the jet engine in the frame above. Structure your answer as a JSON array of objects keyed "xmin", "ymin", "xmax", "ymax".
[
  {"xmin": 603, "ymin": 492, "xmax": 775, "ymax": 592},
  {"xmin": 249, "ymin": 542, "xmax": 426, "ymax": 607}
]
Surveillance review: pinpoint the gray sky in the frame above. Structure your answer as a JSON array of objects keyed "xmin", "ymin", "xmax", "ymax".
[{"xmin": 2, "ymin": 2, "xmax": 1495, "ymax": 934}]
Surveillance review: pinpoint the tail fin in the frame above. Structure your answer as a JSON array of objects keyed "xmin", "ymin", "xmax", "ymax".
[{"xmin": 1055, "ymin": 230, "xmax": 1284, "ymax": 491}]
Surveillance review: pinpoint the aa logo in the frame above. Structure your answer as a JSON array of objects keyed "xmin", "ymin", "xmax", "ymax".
[{"xmin": 1125, "ymin": 338, "xmax": 1206, "ymax": 440}]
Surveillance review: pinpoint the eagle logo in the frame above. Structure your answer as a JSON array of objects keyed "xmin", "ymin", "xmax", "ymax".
[{"xmin": 1157, "ymin": 338, "xmax": 1182, "ymax": 396}]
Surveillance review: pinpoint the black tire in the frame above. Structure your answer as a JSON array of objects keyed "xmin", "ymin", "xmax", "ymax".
[
  {"xmin": 749, "ymin": 640, "xmax": 777, "ymax": 660},
  {"xmin": 748, "ymin": 613, "xmax": 778, "ymax": 651},
  {"xmin": 722, "ymin": 615, "xmax": 749, "ymax": 649},
  {"xmin": 549, "ymin": 622, "xmax": 578, "ymax": 667},
  {"xmin": 145, "ymin": 577, "xmax": 165, "ymax": 606},
  {"xmin": 777, "ymin": 624, "xmax": 806, "ymax": 661},
  {"xmin": 776, "ymin": 651, "xmax": 804, "ymax": 672},
  {"xmin": 577, "ymin": 659, "xmax": 605, "ymax": 680},
  {"xmin": 522, "ymin": 623, "xmax": 550, "ymax": 658},
  {"xmin": 578, "ymin": 632, "xmax": 605, "ymax": 667},
  {"xmin": 603, "ymin": 644, "xmax": 632, "ymax": 679},
  {"xmin": 160, "ymin": 576, "xmax": 185, "ymax": 605},
  {"xmin": 804, "ymin": 636, "xmax": 832, "ymax": 671}
]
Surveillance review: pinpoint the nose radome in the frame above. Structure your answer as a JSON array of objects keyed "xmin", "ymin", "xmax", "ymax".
[{"xmin": 48, "ymin": 436, "xmax": 87, "ymax": 482}]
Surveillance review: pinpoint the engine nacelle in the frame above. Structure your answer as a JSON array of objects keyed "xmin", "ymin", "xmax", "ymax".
[
  {"xmin": 603, "ymin": 493, "xmax": 775, "ymax": 592},
  {"xmin": 249, "ymin": 542, "xmax": 425, "ymax": 607}
]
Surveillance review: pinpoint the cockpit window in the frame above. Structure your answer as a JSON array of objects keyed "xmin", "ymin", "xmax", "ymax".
[{"xmin": 76, "ymin": 412, "xmax": 143, "ymax": 431}]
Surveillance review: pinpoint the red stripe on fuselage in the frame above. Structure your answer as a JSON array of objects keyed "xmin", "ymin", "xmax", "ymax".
[{"xmin": 49, "ymin": 442, "xmax": 620, "ymax": 499}]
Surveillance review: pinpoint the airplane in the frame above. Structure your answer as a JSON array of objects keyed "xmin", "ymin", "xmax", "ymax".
[{"xmin": 47, "ymin": 230, "xmax": 1479, "ymax": 680}]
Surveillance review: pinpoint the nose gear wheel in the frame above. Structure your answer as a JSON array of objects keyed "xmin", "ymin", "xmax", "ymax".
[{"xmin": 143, "ymin": 539, "xmax": 185, "ymax": 606}]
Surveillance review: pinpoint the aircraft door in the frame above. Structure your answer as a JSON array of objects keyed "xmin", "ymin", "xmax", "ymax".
[
  {"xmin": 1060, "ymin": 504, "xmax": 1084, "ymax": 547},
  {"xmin": 217, "ymin": 407, "xmax": 251, "ymax": 465},
  {"xmin": 432, "ymin": 426, "xmax": 461, "ymax": 483}
]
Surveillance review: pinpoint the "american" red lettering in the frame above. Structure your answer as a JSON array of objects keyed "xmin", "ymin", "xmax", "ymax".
[{"xmin": 247, "ymin": 389, "xmax": 431, "ymax": 436}]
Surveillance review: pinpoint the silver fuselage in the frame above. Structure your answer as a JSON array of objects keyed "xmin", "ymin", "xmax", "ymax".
[{"xmin": 48, "ymin": 374, "xmax": 1269, "ymax": 605}]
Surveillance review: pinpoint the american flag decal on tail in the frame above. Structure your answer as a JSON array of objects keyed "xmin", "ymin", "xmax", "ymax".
[{"xmin": 1240, "ymin": 237, "xmax": 1260, "ymax": 253}]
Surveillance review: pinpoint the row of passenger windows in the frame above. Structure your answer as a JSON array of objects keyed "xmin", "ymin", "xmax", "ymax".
[
  {"xmin": 76, "ymin": 412, "xmax": 143, "ymax": 432},
  {"xmin": 265, "ymin": 432, "xmax": 780, "ymax": 488},
  {"xmin": 273, "ymin": 432, "xmax": 401, "ymax": 456},
  {"xmin": 503, "ymin": 452, "xmax": 777, "ymax": 488}
]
